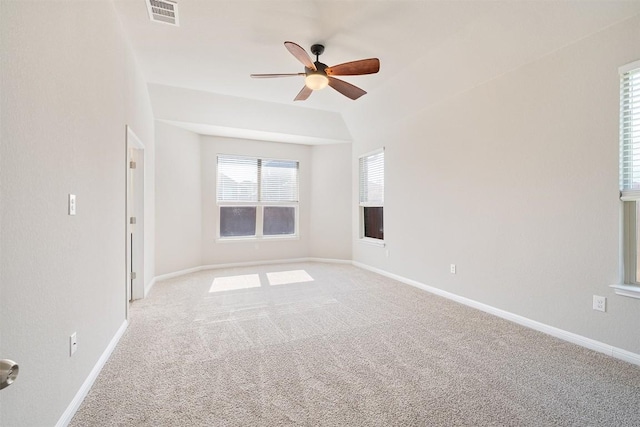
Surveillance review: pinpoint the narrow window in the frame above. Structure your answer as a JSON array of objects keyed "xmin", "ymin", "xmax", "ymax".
[
  {"xmin": 359, "ymin": 148, "xmax": 385, "ymax": 242},
  {"xmin": 619, "ymin": 60, "xmax": 640, "ymax": 286}
]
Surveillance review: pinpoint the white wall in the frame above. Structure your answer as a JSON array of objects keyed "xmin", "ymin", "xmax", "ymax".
[
  {"xmin": 309, "ymin": 144, "xmax": 352, "ymax": 260},
  {"xmin": 200, "ymin": 136, "xmax": 312, "ymax": 265},
  {"xmin": 155, "ymin": 122, "xmax": 202, "ymax": 275},
  {"xmin": 346, "ymin": 15, "xmax": 640, "ymax": 355},
  {"xmin": 0, "ymin": 1, "xmax": 154, "ymax": 425}
]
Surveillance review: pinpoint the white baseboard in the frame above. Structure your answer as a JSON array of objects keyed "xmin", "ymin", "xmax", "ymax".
[
  {"xmin": 153, "ymin": 265, "xmax": 205, "ymax": 282},
  {"xmin": 144, "ymin": 277, "xmax": 156, "ymax": 298},
  {"xmin": 199, "ymin": 257, "xmax": 313, "ymax": 271},
  {"xmin": 353, "ymin": 261, "xmax": 640, "ymax": 367},
  {"xmin": 307, "ymin": 257, "xmax": 353, "ymax": 264},
  {"xmin": 56, "ymin": 320, "xmax": 128, "ymax": 427},
  {"xmin": 612, "ymin": 346, "xmax": 640, "ymax": 366}
]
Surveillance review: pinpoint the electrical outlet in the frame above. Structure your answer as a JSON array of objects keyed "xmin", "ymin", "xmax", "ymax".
[
  {"xmin": 450, "ymin": 264, "xmax": 456, "ymax": 274},
  {"xmin": 593, "ymin": 295, "xmax": 606, "ymax": 312},
  {"xmin": 70, "ymin": 332, "xmax": 77, "ymax": 356}
]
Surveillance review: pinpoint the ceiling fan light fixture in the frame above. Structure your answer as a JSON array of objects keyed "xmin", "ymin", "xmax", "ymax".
[
  {"xmin": 252, "ymin": 41, "xmax": 379, "ymax": 101},
  {"xmin": 305, "ymin": 73, "xmax": 329, "ymax": 90}
]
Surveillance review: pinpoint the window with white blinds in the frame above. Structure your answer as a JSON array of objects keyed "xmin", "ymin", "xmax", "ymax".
[
  {"xmin": 217, "ymin": 155, "xmax": 299, "ymax": 203},
  {"xmin": 359, "ymin": 149, "xmax": 384, "ymax": 206},
  {"xmin": 618, "ymin": 60, "xmax": 640, "ymax": 294},
  {"xmin": 260, "ymin": 159, "xmax": 299, "ymax": 202},
  {"xmin": 620, "ymin": 60, "xmax": 640, "ymax": 201},
  {"xmin": 216, "ymin": 155, "xmax": 299, "ymax": 239},
  {"xmin": 217, "ymin": 156, "xmax": 258, "ymax": 202},
  {"xmin": 359, "ymin": 148, "xmax": 385, "ymax": 242}
]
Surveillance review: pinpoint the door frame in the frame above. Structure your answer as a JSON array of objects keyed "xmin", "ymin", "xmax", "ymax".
[{"xmin": 125, "ymin": 125, "xmax": 145, "ymax": 317}]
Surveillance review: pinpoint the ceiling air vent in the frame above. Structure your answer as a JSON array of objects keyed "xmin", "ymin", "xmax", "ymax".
[{"xmin": 146, "ymin": 0, "xmax": 179, "ymax": 26}]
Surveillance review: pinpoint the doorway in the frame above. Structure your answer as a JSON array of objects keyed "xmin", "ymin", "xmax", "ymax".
[{"xmin": 126, "ymin": 126, "xmax": 145, "ymax": 313}]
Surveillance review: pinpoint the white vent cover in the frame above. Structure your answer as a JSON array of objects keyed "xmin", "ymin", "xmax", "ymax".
[{"xmin": 146, "ymin": 0, "xmax": 179, "ymax": 26}]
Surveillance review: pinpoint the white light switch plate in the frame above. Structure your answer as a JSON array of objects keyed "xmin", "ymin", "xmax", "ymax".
[
  {"xmin": 70, "ymin": 332, "xmax": 77, "ymax": 356},
  {"xmin": 68, "ymin": 194, "xmax": 76, "ymax": 216}
]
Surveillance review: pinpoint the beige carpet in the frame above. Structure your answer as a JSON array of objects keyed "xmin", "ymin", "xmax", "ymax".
[{"xmin": 71, "ymin": 262, "xmax": 640, "ymax": 426}]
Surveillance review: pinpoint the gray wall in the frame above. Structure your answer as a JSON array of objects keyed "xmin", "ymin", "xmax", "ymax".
[
  {"xmin": 346, "ymin": 15, "xmax": 640, "ymax": 355},
  {"xmin": 310, "ymin": 144, "xmax": 352, "ymax": 260},
  {"xmin": 0, "ymin": 1, "xmax": 154, "ymax": 425},
  {"xmin": 155, "ymin": 122, "xmax": 202, "ymax": 276}
]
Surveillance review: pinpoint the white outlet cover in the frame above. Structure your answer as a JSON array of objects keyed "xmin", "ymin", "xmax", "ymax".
[{"xmin": 592, "ymin": 295, "xmax": 606, "ymax": 312}]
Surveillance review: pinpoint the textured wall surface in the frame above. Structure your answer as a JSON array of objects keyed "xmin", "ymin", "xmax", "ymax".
[
  {"xmin": 0, "ymin": 1, "xmax": 154, "ymax": 425},
  {"xmin": 310, "ymin": 144, "xmax": 352, "ymax": 260},
  {"xmin": 347, "ymin": 15, "xmax": 640, "ymax": 355},
  {"xmin": 155, "ymin": 122, "xmax": 202, "ymax": 275}
]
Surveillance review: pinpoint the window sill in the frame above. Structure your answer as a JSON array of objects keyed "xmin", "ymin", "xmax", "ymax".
[
  {"xmin": 359, "ymin": 237, "xmax": 385, "ymax": 248},
  {"xmin": 610, "ymin": 284, "xmax": 640, "ymax": 299},
  {"xmin": 216, "ymin": 235, "xmax": 299, "ymax": 243}
]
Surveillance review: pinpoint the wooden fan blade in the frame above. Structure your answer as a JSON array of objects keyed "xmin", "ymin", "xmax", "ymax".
[
  {"xmin": 326, "ymin": 58, "xmax": 380, "ymax": 76},
  {"xmin": 250, "ymin": 73, "xmax": 305, "ymax": 78},
  {"xmin": 294, "ymin": 85, "xmax": 313, "ymax": 101},
  {"xmin": 328, "ymin": 77, "xmax": 367, "ymax": 100},
  {"xmin": 284, "ymin": 41, "xmax": 316, "ymax": 71}
]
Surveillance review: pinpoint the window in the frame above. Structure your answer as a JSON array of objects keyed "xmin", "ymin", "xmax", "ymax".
[
  {"xmin": 359, "ymin": 148, "xmax": 384, "ymax": 242},
  {"xmin": 618, "ymin": 60, "xmax": 640, "ymax": 298},
  {"xmin": 217, "ymin": 155, "xmax": 299, "ymax": 239}
]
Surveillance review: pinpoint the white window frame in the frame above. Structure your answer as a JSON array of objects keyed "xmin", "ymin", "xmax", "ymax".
[
  {"xmin": 613, "ymin": 59, "xmax": 640, "ymax": 299},
  {"xmin": 216, "ymin": 154, "xmax": 299, "ymax": 242},
  {"xmin": 358, "ymin": 147, "xmax": 385, "ymax": 247}
]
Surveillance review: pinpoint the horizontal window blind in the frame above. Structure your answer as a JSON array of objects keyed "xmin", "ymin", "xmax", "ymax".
[
  {"xmin": 620, "ymin": 61, "xmax": 640, "ymax": 201},
  {"xmin": 359, "ymin": 149, "xmax": 384, "ymax": 205},
  {"xmin": 260, "ymin": 159, "xmax": 299, "ymax": 202},
  {"xmin": 217, "ymin": 156, "xmax": 258, "ymax": 202},
  {"xmin": 217, "ymin": 155, "xmax": 299, "ymax": 203}
]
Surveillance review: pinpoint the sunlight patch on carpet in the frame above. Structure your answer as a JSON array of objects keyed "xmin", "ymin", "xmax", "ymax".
[
  {"xmin": 209, "ymin": 274, "xmax": 261, "ymax": 292},
  {"xmin": 266, "ymin": 270, "xmax": 314, "ymax": 286}
]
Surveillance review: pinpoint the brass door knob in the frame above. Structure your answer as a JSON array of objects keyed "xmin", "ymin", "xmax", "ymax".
[{"xmin": 0, "ymin": 359, "xmax": 19, "ymax": 390}]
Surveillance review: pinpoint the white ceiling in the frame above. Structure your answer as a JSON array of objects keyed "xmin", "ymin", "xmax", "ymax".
[{"xmin": 113, "ymin": 0, "xmax": 640, "ymax": 142}]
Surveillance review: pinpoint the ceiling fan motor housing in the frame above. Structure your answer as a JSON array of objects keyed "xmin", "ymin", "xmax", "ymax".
[{"xmin": 306, "ymin": 62, "xmax": 327, "ymax": 76}]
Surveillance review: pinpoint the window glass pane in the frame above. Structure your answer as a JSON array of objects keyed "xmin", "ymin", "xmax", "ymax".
[
  {"xmin": 217, "ymin": 156, "xmax": 258, "ymax": 202},
  {"xmin": 261, "ymin": 160, "xmax": 299, "ymax": 202},
  {"xmin": 364, "ymin": 207, "xmax": 384, "ymax": 240},
  {"xmin": 220, "ymin": 206, "xmax": 256, "ymax": 237},
  {"xmin": 263, "ymin": 206, "xmax": 295, "ymax": 235}
]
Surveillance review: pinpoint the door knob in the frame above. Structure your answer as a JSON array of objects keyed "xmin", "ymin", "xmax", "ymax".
[{"xmin": 0, "ymin": 359, "xmax": 19, "ymax": 390}]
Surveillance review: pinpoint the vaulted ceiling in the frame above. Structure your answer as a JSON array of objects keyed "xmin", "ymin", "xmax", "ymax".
[{"xmin": 113, "ymin": 0, "xmax": 640, "ymax": 144}]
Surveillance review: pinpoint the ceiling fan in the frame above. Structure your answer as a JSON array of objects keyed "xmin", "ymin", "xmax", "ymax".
[{"xmin": 250, "ymin": 41, "xmax": 380, "ymax": 101}]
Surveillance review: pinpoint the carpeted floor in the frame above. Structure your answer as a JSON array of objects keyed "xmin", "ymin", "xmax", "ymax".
[{"xmin": 70, "ymin": 262, "xmax": 640, "ymax": 426}]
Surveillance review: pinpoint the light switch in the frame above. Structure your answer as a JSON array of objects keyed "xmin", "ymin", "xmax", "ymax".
[{"xmin": 69, "ymin": 194, "xmax": 76, "ymax": 216}]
